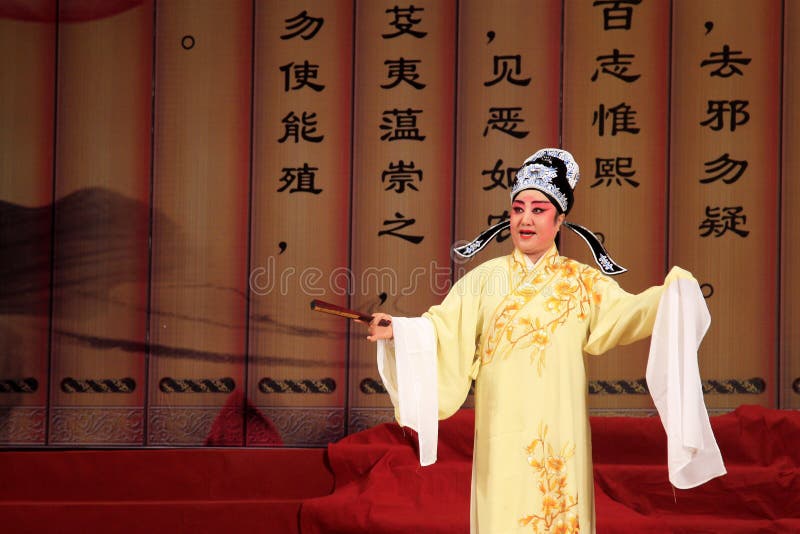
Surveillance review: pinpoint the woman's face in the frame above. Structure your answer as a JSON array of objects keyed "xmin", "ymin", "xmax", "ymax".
[{"xmin": 510, "ymin": 189, "xmax": 564, "ymax": 263}]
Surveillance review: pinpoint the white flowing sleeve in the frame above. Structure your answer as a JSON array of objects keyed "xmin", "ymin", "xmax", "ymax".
[
  {"xmin": 646, "ymin": 278, "xmax": 727, "ymax": 489},
  {"xmin": 376, "ymin": 316, "xmax": 438, "ymax": 466}
]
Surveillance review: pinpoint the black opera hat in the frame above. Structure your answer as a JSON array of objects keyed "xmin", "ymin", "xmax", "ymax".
[{"xmin": 454, "ymin": 148, "xmax": 626, "ymax": 275}]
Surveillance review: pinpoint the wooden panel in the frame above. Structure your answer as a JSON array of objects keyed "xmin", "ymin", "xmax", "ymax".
[
  {"xmin": 455, "ymin": 0, "xmax": 562, "ymax": 269},
  {"xmin": 454, "ymin": 0, "xmax": 561, "ymax": 410},
  {"xmin": 349, "ymin": 0, "xmax": 456, "ymax": 431},
  {"xmin": 562, "ymin": 0, "xmax": 671, "ymax": 412},
  {"xmin": 0, "ymin": 0, "xmax": 56, "ymax": 445},
  {"xmin": 249, "ymin": 0, "xmax": 353, "ymax": 446},
  {"xmin": 149, "ymin": 0, "xmax": 252, "ymax": 445},
  {"xmin": 782, "ymin": 1, "xmax": 800, "ymax": 409},
  {"xmin": 670, "ymin": 0, "xmax": 780, "ymax": 410},
  {"xmin": 49, "ymin": 0, "xmax": 153, "ymax": 445}
]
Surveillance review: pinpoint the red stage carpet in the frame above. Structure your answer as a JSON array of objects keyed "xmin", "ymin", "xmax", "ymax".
[
  {"xmin": 0, "ymin": 448, "xmax": 333, "ymax": 534},
  {"xmin": 1, "ymin": 405, "xmax": 798, "ymax": 533}
]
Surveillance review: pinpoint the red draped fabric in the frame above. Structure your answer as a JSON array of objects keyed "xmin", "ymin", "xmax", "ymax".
[
  {"xmin": 301, "ymin": 405, "xmax": 800, "ymax": 533},
  {"xmin": 1, "ymin": 405, "xmax": 797, "ymax": 533}
]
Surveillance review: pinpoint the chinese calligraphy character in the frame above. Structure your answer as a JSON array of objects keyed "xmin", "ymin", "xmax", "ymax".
[
  {"xmin": 380, "ymin": 108, "xmax": 426, "ymax": 141},
  {"xmin": 277, "ymin": 164, "xmax": 322, "ymax": 194},
  {"xmin": 383, "ymin": 5, "xmax": 427, "ymax": 39},
  {"xmin": 483, "ymin": 107, "xmax": 529, "ymax": 139},
  {"xmin": 484, "ymin": 55, "xmax": 531, "ymax": 87},
  {"xmin": 700, "ymin": 153, "xmax": 748, "ymax": 184},
  {"xmin": 281, "ymin": 10, "xmax": 324, "ymax": 40},
  {"xmin": 700, "ymin": 100, "xmax": 750, "ymax": 132},
  {"xmin": 381, "ymin": 57, "xmax": 426, "ymax": 90},
  {"xmin": 592, "ymin": 157, "xmax": 639, "ymax": 187},
  {"xmin": 280, "ymin": 61, "xmax": 325, "ymax": 92},
  {"xmin": 700, "ymin": 45, "xmax": 751, "ymax": 78},
  {"xmin": 378, "ymin": 212, "xmax": 424, "ymax": 243},
  {"xmin": 698, "ymin": 206, "xmax": 749, "ymax": 237},
  {"xmin": 278, "ymin": 111, "xmax": 324, "ymax": 143},
  {"xmin": 592, "ymin": 103, "xmax": 640, "ymax": 136},
  {"xmin": 481, "ymin": 159, "xmax": 519, "ymax": 191},
  {"xmin": 592, "ymin": 0, "xmax": 641, "ymax": 31},
  {"xmin": 591, "ymin": 49, "xmax": 640, "ymax": 83},
  {"xmin": 382, "ymin": 161, "xmax": 423, "ymax": 192}
]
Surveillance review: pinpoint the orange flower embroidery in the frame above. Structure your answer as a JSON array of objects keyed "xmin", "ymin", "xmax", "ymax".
[
  {"xmin": 519, "ymin": 423, "xmax": 579, "ymax": 533},
  {"xmin": 482, "ymin": 253, "xmax": 607, "ymax": 375},
  {"xmin": 481, "ymin": 255, "xmax": 602, "ymax": 376}
]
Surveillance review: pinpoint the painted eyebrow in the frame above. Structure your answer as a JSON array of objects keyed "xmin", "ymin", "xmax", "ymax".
[{"xmin": 512, "ymin": 200, "xmax": 552, "ymax": 206}]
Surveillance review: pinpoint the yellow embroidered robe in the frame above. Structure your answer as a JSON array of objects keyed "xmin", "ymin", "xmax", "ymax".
[{"xmin": 423, "ymin": 246, "xmax": 693, "ymax": 533}]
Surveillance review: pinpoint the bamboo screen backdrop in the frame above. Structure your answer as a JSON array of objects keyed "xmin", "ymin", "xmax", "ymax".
[{"xmin": 0, "ymin": 0, "xmax": 795, "ymax": 447}]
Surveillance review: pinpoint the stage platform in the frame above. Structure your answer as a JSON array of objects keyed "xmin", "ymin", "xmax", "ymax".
[
  {"xmin": 1, "ymin": 405, "xmax": 798, "ymax": 533},
  {"xmin": 0, "ymin": 447, "xmax": 332, "ymax": 534}
]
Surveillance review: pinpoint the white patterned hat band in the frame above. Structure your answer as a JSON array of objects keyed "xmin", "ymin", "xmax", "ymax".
[
  {"xmin": 510, "ymin": 148, "xmax": 580, "ymax": 213},
  {"xmin": 452, "ymin": 219, "xmax": 627, "ymax": 276}
]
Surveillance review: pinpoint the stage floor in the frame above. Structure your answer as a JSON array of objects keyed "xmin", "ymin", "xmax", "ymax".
[{"xmin": 1, "ymin": 405, "xmax": 798, "ymax": 533}]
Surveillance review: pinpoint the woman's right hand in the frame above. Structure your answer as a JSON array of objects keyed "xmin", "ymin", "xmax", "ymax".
[{"xmin": 366, "ymin": 313, "xmax": 393, "ymax": 342}]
